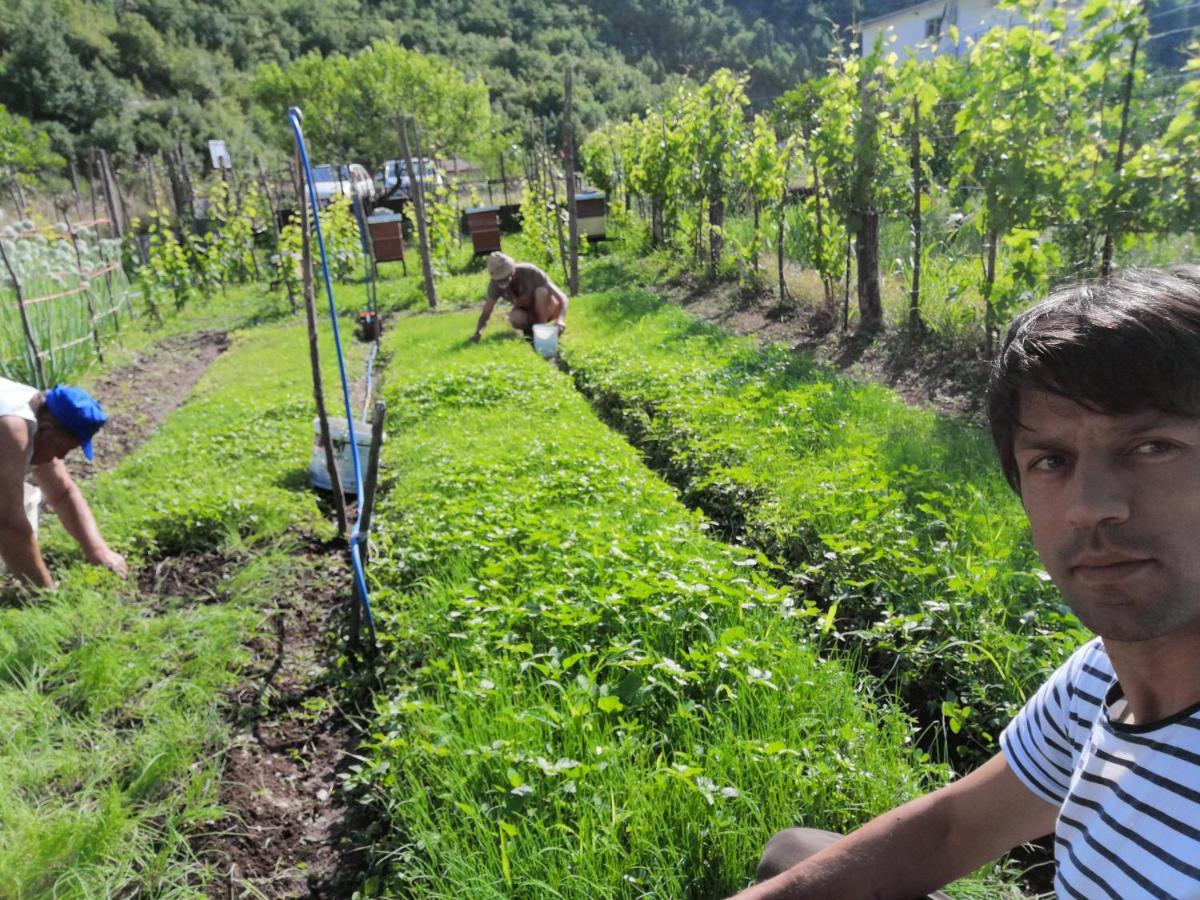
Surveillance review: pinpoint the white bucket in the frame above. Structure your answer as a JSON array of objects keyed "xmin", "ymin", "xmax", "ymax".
[
  {"xmin": 23, "ymin": 482, "xmax": 40, "ymax": 534},
  {"xmin": 308, "ymin": 417, "xmax": 379, "ymax": 494},
  {"xmin": 532, "ymin": 323, "xmax": 559, "ymax": 358}
]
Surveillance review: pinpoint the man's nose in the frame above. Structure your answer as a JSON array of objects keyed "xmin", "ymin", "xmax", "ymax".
[{"xmin": 1064, "ymin": 458, "xmax": 1131, "ymax": 529}]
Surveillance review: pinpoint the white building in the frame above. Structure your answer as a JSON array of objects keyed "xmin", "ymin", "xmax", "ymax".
[{"xmin": 858, "ymin": 0, "xmax": 1078, "ymax": 60}]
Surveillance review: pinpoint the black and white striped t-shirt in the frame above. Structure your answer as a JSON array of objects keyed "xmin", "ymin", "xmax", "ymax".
[{"xmin": 1001, "ymin": 637, "xmax": 1200, "ymax": 898}]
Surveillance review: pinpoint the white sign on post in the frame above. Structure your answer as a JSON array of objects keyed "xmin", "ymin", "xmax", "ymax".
[{"xmin": 208, "ymin": 140, "xmax": 232, "ymax": 170}]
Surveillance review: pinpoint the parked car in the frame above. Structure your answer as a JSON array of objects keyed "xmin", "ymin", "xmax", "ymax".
[
  {"xmin": 312, "ymin": 163, "xmax": 375, "ymax": 205},
  {"xmin": 375, "ymin": 158, "xmax": 445, "ymax": 200}
]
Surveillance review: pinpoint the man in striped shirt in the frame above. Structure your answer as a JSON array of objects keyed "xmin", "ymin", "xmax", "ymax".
[{"xmin": 739, "ymin": 267, "xmax": 1200, "ymax": 899}]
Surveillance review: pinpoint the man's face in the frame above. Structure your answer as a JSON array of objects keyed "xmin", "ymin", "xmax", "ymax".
[
  {"xmin": 1016, "ymin": 389, "xmax": 1200, "ymax": 644},
  {"xmin": 494, "ymin": 274, "xmax": 512, "ymax": 292},
  {"xmin": 30, "ymin": 417, "xmax": 80, "ymax": 465}
]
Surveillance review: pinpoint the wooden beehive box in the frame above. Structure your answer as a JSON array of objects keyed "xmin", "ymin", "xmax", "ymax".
[
  {"xmin": 575, "ymin": 191, "xmax": 607, "ymax": 241},
  {"xmin": 366, "ymin": 213, "xmax": 406, "ymax": 262},
  {"xmin": 465, "ymin": 205, "xmax": 501, "ymax": 255}
]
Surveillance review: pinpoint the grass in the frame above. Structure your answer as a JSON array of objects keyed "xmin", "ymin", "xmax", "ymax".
[
  {"xmin": 349, "ymin": 310, "xmax": 1025, "ymax": 897},
  {"xmin": 0, "ymin": 287, "xmax": 369, "ymax": 895},
  {"xmin": 560, "ymin": 270, "xmax": 1090, "ymax": 767}
]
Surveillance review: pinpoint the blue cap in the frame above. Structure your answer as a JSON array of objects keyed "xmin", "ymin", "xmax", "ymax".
[{"xmin": 44, "ymin": 385, "xmax": 107, "ymax": 461}]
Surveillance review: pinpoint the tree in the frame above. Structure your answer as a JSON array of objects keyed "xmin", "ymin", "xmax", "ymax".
[
  {"xmin": 249, "ymin": 40, "xmax": 492, "ymax": 165},
  {"xmin": 0, "ymin": 104, "xmax": 64, "ymax": 212},
  {"xmin": 809, "ymin": 36, "xmax": 907, "ymax": 333},
  {"xmin": 678, "ymin": 70, "xmax": 749, "ymax": 278},
  {"xmin": 951, "ymin": 0, "xmax": 1082, "ymax": 351}
]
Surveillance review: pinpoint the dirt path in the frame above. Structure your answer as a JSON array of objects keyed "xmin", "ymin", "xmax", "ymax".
[
  {"xmin": 189, "ymin": 542, "xmax": 368, "ymax": 898},
  {"xmin": 68, "ymin": 330, "xmax": 231, "ymax": 480},
  {"xmin": 650, "ymin": 270, "xmax": 992, "ymax": 422}
]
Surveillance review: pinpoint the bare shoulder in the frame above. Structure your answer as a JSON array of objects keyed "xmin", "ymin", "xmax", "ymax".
[{"xmin": 0, "ymin": 415, "xmax": 31, "ymax": 464}]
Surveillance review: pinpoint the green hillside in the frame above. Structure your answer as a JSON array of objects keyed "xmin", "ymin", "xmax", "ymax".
[{"xmin": 1, "ymin": 0, "xmax": 1196, "ymax": 164}]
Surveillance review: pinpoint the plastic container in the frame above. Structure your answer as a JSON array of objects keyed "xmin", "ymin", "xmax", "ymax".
[
  {"xmin": 23, "ymin": 482, "xmax": 40, "ymax": 533},
  {"xmin": 532, "ymin": 323, "xmax": 559, "ymax": 358},
  {"xmin": 308, "ymin": 417, "xmax": 378, "ymax": 494}
]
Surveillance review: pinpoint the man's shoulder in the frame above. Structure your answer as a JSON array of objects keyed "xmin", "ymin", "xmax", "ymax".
[
  {"xmin": 0, "ymin": 377, "xmax": 38, "ymax": 422},
  {"xmin": 515, "ymin": 263, "xmax": 549, "ymax": 282}
]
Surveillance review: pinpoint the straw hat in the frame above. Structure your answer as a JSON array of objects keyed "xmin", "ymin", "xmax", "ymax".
[{"xmin": 487, "ymin": 252, "xmax": 515, "ymax": 281}]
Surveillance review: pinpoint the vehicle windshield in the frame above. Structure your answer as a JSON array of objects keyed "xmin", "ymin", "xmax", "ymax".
[
  {"xmin": 386, "ymin": 159, "xmax": 434, "ymax": 177},
  {"xmin": 312, "ymin": 165, "xmax": 338, "ymax": 182}
]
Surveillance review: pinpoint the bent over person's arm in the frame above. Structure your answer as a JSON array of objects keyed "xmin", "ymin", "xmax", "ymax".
[
  {"xmin": 33, "ymin": 458, "xmax": 126, "ymax": 578},
  {"xmin": 735, "ymin": 752, "xmax": 1058, "ymax": 900},
  {"xmin": 0, "ymin": 418, "xmax": 53, "ymax": 588},
  {"xmin": 472, "ymin": 286, "xmax": 500, "ymax": 341}
]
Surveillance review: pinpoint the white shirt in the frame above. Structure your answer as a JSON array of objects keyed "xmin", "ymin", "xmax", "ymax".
[
  {"xmin": 1002, "ymin": 638, "xmax": 1200, "ymax": 899},
  {"xmin": 0, "ymin": 377, "xmax": 38, "ymax": 471}
]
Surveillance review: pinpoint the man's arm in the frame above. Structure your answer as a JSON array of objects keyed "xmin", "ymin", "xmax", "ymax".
[
  {"xmin": 31, "ymin": 458, "xmax": 127, "ymax": 578},
  {"xmin": 0, "ymin": 418, "xmax": 53, "ymax": 588},
  {"xmin": 471, "ymin": 293, "xmax": 499, "ymax": 341},
  {"xmin": 736, "ymin": 752, "xmax": 1058, "ymax": 899}
]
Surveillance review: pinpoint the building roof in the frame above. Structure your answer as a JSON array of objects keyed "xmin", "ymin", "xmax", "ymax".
[{"xmin": 858, "ymin": 0, "xmax": 991, "ymax": 30}]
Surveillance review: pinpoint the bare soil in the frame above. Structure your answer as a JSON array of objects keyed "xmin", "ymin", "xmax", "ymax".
[
  {"xmin": 654, "ymin": 270, "xmax": 992, "ymax": 422},
  {"xmin": 67, "ymin": 330, "xmax": 231, "ymax": 481},
  {"xmin": 58, "ymin": 327, "xmax": 373, "ymax": 896},
  {"xmin": 193, "ymin": 542, "xmax": 367, "ymax": 899}
]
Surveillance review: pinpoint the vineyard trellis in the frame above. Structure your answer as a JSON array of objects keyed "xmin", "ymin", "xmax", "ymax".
[
  {"xmin": 0, "ymin": 217, "xmax": 133, "ymax": 388},
  {"xmin": 580, "ymin": 0, "xmax": 1200, "ymax": 349}
]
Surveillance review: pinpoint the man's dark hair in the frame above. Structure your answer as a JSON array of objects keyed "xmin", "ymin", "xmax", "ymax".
[{"xmin": 988, "ymin": 266, "xmax": 1200, "ymax": 493}]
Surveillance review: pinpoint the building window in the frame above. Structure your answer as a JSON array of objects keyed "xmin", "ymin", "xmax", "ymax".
[{"xmin": 925, "ymin": 15, "xmax": 943, "ymax": 37}]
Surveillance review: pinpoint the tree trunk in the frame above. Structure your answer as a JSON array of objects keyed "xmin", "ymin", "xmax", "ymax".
[
  {"xmin": 708, "ymin": 196, "xmax": 724, "ymax": 280},
  {"xmin": 909, "ymin": 95, "xmax": 924, "ymax": 334},
  {"xmin": 856, "ymin": 210, "xmax": 882, "ymax": 333},
  {"xmin": 984, "ymin": 227, "xmax": 999, "ymax": 355},
  {"xmin": 777, "ymin": 186, "xmax": 788, "ymax": 302},
  {"xmin": 842, "ymin": 233, "xmax": 852, "ymax": 331},
  {"xmin": 1100, "ymin": 10, "xmax": 1144, "ymax": 278}
]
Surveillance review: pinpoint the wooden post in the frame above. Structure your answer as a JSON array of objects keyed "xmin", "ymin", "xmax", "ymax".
[
  {"xmin": 564, "ymin": 68, "xmax": 580, "ymax": 296},
  {"xmin": 61, "ymin": 206, "xmax": 104, "ymax": 362},
  {"xmin": 12, "ymin": 179, "xmax": 29, "ymax": 219},
  {"xmin": 295, "ymin": 156, "xmax": 348, "ymax": 536},
  {"xmin": 0, "ymin": 239, "xmax": 45, "ymax": 388},
  {"xmin": 358, "ymin": 401, "xmax": 387, "ymax": 567},
  {"xmin": 777, "ymin": 184, "xmax": 789, "ymax": 303},
  {"xmin": 94, "ymin": 149, "xmax": 118, "ymax": 237},
  {"xmin": 68, "ymin": 159, "xmax": 85, "ymax": 228},
  {"xmin": 842, "ymin": 234, "xmax": 852, "ymax": 331},
  {"xmin": 542, "ymin": 119, "xmax": 569, "ymax": 283},
  {"xmin": 909, "ymin": 95, "xmax": 923, "ymax": 334},
  {"xmin": 400, "ymin": 117, "xmax": 437, "ymax": 308},
  {"xmin": 87, "ymin": 149, "xmax": 101, "ymax": 225},
  {"xmin": 499, "ymin": 147, "xmax": 510, "ymax": 206},
  {"xmin": 104, "ymin": 150, "xmax": 130, "ymax": 238}
]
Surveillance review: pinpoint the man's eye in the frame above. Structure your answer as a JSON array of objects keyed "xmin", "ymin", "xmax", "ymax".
[
  {"xmin": 1029, "ymin": 454, "xmax": 1066, "ymax": 472},
  {"xmin": 1133, "ymin": 440, "xmax": 1176, "ymax": 455}
]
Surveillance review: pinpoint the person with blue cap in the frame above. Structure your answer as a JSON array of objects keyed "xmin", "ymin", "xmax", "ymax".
[{"xmin": 0, "ymin": 376, "xmax": 127, "ymax": 589}]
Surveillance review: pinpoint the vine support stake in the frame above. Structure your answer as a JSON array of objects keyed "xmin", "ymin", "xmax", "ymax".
[
  {"xmin": 399, "ymin": 116, "xmax": 438, "ymax": 309},
  {"xmin": 358, "ymin": 401, "xmax": 387, "ymax": 569},
  {"xmin": 564, "ymin": 66, "xmax": 580, "ymax": 296},
  {"xmin": 909, "ymin": 94, "xmax": 923, "ymax": 335},
  {"xmin": 294, "ymin": 154, "xmax": 349, "ymax": 537},
  {"xmin": 61, "ymin": 207, "xmax": 104, "ymax": 363},
  {"xmin": 0, "ymin": 239, "xmax": 45, "ymax": 389}
]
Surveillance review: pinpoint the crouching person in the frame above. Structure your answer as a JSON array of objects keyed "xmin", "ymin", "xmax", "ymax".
[
  {"xmin": 470, "ymin": 252, "xmax": 569, "ymax": 343},
  {"xmin": 0, "ymin": 378, "xmax": 126, "ymax": 589}
]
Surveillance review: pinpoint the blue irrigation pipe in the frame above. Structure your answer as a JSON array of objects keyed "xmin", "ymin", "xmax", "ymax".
[{"xmin": 288, "ymin": 108, "xmax": 377, "ymax": 643}]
